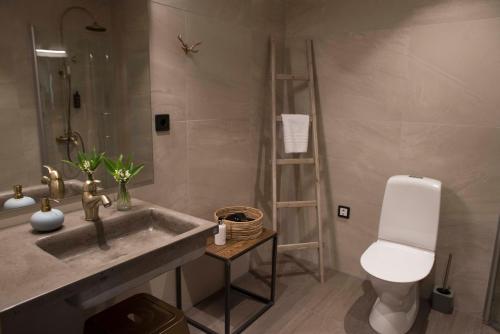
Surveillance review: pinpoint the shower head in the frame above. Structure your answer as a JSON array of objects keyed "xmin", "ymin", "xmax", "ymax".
[
  {"xmin": 60, "ymin": 6, "xmax": 107, "ymax": 42},
  {"xmin": 86, "ymin": 22, "xmax": 107, "ymax": 32}
]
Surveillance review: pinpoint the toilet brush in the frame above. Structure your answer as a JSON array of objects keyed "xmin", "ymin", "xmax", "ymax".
[{"xmin": 431, "ymin": 254, "xmax": 454, "ymax": 314}]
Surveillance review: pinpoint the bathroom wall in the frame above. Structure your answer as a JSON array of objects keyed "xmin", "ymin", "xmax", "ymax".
[
  {"xmin": 284, "ymin": 0, "xmax": 500, "ymax": 317},
  {"xmin": 132, "ymin": 0, "xmax": 285, "ymax": 307}
]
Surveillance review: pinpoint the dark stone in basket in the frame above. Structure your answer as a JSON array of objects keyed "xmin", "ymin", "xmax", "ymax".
[{"xmin": 224, "ymin": 212, "xmax": 255, "ymax": 222}]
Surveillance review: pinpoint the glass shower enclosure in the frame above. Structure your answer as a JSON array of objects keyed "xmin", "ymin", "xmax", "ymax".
[
  {"xmin": 28, "ymin": 0, "xmax": 153, "ymax": 199},
  {"xmin": 31, "ymin": 15, "xmax": 117, "ymax": 187}
]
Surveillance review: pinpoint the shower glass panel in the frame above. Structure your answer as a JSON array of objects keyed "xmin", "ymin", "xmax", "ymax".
[{"xmin": 33, "ymin": 25, "xmax": 115, "ymax": 186}]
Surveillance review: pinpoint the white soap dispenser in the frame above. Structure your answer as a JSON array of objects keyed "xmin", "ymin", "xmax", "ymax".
[
  {"xmin": 215, "ymin": 219, "xmax": 227, "ymax": 246},
  {"xmin": 3, "ymin": 185, "xmax": 36, "ymax": 209},
  {"xmin": 30, "ymin": 198, "xmax": 64, "ymax": 232}
]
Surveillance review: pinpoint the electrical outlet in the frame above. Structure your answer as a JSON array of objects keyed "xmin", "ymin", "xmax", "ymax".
[{"xmin": 338, "ymin": 205, "xmax": 350, "ymax": 219}]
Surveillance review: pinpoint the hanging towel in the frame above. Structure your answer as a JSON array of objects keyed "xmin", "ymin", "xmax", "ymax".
[{"xmin": 282, "ymin": 114, "xmax": 310, "ymax": 153}]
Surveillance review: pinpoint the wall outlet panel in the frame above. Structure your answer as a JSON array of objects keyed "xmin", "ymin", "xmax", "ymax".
[{"xmin": 338, "ymin": 205, "xmax": 350, "ymax": 219}]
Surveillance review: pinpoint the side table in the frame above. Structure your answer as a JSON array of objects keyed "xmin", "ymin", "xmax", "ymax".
[{"xmin": 175, "ymin": 228, "xmax": 277, "ymax": 334}]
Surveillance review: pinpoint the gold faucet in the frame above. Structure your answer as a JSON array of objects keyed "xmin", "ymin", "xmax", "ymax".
[
  {"xmin": 82, "ymin": 180, "xmax": 111, "ymax": 221},
  {"xmin": 41, "ymin": 165, "xmax": 65, "ymax": 199}
]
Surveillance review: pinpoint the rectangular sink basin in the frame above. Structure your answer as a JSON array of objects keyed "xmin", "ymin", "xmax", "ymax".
[{"xmin": 36, "ymin": 207, "xmax": 211, "ymax": 269}]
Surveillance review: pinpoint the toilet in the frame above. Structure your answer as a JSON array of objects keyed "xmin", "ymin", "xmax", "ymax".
[{"xmin": 360, "ymin": 175, "xmax": 441, "ymax": 334}]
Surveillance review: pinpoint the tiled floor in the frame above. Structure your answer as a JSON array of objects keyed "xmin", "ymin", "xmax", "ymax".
[{"xmin": 186, "ymin": 256, "xmax": 498, "ymax": 334}]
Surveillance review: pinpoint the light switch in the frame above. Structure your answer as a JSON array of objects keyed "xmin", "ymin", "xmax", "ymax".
[{"xmin": 155, "ymin": 114, "xmax": 170, "ymax": 132}]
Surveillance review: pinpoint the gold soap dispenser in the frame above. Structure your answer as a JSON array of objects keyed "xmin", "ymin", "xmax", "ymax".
[
  {"xmin": 30, "ymin": 198, "xmax": 64, "ymax": 232},
  {"xmin": 3, "ymin": 185, "xmax": 36, "ymax": 209}
]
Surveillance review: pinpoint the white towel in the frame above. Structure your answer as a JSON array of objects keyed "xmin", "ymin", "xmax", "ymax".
[{"xmin": 282, "ymin": 114, "xmax": 310, "ymax": 153}]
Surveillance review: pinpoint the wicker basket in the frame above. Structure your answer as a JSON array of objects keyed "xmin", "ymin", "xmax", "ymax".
[{"xmin": 214, "ymin": 206, "xmax": 263, "ymax": 240}]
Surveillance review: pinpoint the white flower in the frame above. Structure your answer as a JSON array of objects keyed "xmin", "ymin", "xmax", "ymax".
[
  {"xmin": 113, "ymin": 168, "xmax": 131, "ymax": 183},
  {"xmin": 81, "ymin": 160, "xmax": 93, "ymax": 174}
]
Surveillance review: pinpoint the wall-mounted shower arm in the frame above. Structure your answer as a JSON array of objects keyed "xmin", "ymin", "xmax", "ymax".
[{"xmin": 59, "ymin": 6, "xmax": 106, "ymax": 44}]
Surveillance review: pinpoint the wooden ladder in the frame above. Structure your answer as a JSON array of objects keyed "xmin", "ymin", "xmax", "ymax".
[{"xmin": 270, "ymin": 39, "xmax": 324, "ymax": 283}]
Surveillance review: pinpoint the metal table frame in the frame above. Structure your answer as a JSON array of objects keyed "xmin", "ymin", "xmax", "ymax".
[{"xmin": 175, "ymin": 234, "xmax": 277, "ymax": 334}]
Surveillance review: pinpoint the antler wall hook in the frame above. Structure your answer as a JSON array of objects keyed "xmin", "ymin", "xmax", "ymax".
[{"xmin": 177, "ymin": 35, "xmax": 202, "ymax": 55}]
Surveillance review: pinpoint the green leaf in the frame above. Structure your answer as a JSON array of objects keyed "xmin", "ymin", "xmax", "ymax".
[
  {"xmin": 77, "ymin": 151, "xmax": 84, "ymax": 165},
  {"xmin": 103, "ymin": 157, "xmax": 116, "ymax": 174},
  {"xmin": 131, "ymin": 164, "xmax": 144, "ymax": 177},
  {"xmin": 62, "ymin": 159, "xmax": 79, "ymax": 169}
]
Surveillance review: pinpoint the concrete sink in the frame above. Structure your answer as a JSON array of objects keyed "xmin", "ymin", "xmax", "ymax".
[
  {"xmin": 36, "ymin": 207, "xmax": 210, "ymax": 268},
  {"xmin": 0, "ymin": 200, "xmax": 216, "ymax": 331}
]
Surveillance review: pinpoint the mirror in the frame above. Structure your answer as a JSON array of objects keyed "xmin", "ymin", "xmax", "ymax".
[{"xmin": 0, "ymin": 0, "xmax": 153, "ymax": 215}]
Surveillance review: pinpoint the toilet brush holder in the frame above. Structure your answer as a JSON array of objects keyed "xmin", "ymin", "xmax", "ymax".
[
  {"xmin": 431, "ymin": 253, "xmax": 454, "ymax": 314},
  {"xmin": 431, "ymin": 286, "xmax": 454, "ymax": 314}
]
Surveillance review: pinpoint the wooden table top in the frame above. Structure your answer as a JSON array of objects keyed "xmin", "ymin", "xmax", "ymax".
[{"xmin": 206, "ymin": 228, "xmax": 276, "ymax": 261}]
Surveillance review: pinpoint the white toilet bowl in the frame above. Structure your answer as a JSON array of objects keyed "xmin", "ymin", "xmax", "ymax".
[
  {"xmin": 369, "ymin": 276, "xmax": 418, "ymax": 334},
  {"xmin": 361, "ymin": 240, "xmax": 434, "ymax": 334},
  {"xmin": 360, "ymin": 175, "xmax": 441, "ymax": 334}
]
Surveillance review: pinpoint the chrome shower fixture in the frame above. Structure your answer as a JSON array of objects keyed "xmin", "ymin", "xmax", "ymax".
[
  {"xmin": 56, "ymin": 5, "xmax": 106, "ymax": 162},
  {"xmin": 86, "ymin": 21, "xmax": 107, "ymax": 32},
  {"xmin": 59, "ymin": 6, "xmax": 107, "ymax": 43}
]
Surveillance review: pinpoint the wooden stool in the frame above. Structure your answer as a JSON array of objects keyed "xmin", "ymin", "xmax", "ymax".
[{"xmin": 84, "ymin": 293, "xmax": 189, "ymax": 334}]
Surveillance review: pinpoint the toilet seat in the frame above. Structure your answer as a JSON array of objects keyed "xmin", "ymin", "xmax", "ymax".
[{"xmin": 360, "ymin": 240, "xmax": 434, "ymax": 283}]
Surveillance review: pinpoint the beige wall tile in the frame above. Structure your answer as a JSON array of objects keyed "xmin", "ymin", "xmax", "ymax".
[
  {"xmin": 401, "ymin": 123, "xmax": 500, "ymax": 215},
  {"xmin": 186, "ymin": 73, "xmax": 252, "ymax": 121},
  {"xmin": 152, "ymin": 0, "xmax": 223, "ymax": 18},
  {"xmin": 307, "ymin": 30, "xmax": 410, "ymax": 122},
  {"xmin": 0, "ymin": 83, "xmax": 19, "ymax": 110},
  {"xmin": 322, "ymin": 157, "xmax": 397, "ymax": 208},
  {"xmin": 187, "ymin": 119, "xmax": 258, "ymax": 219},
  {"xmin": 323, "ymin": 119, "xmax": 401, "ymax": 165},
  {"xmin": 406, "ymin": 18, "xmax": 500, "ymax": 126},
  {"xmin": 149, "ymin": 2, "xmax": 186, "ymax": 121},
  {"xmin": 186, "ymin": 14, "xmax": 252, "ymax": 85},
  {"xmin": 133, "ymin": 120, "xmax": 188, "ymax": 212}
]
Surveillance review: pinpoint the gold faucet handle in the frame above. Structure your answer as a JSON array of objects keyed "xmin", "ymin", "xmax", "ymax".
[
  {"xmin": 83, "ymin": 179, "xmax": 101, "ymax": 193},
  {"xmin": 43, "ymin": 165, "xmax": 63, "ymax": 180}
]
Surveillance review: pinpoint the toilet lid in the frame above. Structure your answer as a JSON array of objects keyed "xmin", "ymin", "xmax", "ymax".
[{"xmin": 360, "ymin": 240, "xmax": 434, "ymax": 283}]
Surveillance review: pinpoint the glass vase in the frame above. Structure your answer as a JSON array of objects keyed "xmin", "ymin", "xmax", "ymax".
[{"xmin": 117, "ymin": 182, "xmax": 131, "ymax": 211}]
